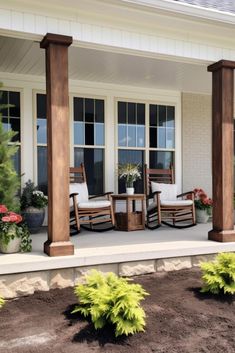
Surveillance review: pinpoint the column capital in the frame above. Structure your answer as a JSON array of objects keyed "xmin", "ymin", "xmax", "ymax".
[
  {"xmin": 208, "ymin": 59, "xmax": 235, "ymax": 72},
  {"xmin": 40, "ymin": 33, "xmax": 73, "ymax": 49}
]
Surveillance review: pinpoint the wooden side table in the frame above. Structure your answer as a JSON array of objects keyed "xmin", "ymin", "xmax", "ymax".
[{"xmin": 111, "ymin": 194, "xmax": 145, "ymax": 231}]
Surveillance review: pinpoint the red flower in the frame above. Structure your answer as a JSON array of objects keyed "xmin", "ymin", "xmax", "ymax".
[
  {"xmin": 2, "ymin": 216, "xmax": 11, "ymax": 222},
  {"xmin": 0, "ymin": 205, "xmax": 8, "ymax": 213}
]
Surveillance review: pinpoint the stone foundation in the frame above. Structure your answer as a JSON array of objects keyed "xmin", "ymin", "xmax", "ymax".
[{"xmin": 0, "ymin": 254, "xmax": 218, "ymax": 299}]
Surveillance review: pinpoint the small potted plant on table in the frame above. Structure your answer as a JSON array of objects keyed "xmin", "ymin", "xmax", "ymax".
[
  {"xmin": 20, "ymin": 180, "xmax": 48, "ymax": 233},
  {"xmin": 193, "ymin": 188, "xmax": 212, "ymax": 223},
  {"xmin": 118, "ymin": 163, "xmax": 141, "ymax": 195}
]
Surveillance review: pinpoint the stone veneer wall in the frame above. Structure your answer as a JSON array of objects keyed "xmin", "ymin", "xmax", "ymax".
[
  {"xmin": 0, "ymin": 254, "xmax": 217, "ymax": 299},
  {"xmin": 182, "ymin": 93, "xmax": 212, "ymax": 196}
]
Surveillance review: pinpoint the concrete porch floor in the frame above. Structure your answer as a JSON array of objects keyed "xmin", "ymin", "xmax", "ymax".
[{"xmin": 0, "ymin": 223, "xmax": 235, "ymax": 275}]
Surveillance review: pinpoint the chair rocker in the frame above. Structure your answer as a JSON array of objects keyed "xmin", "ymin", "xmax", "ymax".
[
  {"xmin": 69, "ymin": 164, "xmax": 115, "ymax": 234},
  {"xmin": 144, "ymin": 164, "xmax": 196, "ymax": 229}
]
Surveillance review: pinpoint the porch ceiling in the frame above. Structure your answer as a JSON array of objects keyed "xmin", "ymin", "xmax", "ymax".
[{"xmin": 0, "ymin": 35, "xmax": 212, "ymax": 93}]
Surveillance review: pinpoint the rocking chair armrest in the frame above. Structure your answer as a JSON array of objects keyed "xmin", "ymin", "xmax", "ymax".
[
  {"xmin": 152, "ymin": 191, "xmax": 161, "ymax": 204},
  {"xmin": 69, "ymin": 192, "xmax": 79, "ymax": 198},
  {"xmin": 89, "ymin": 192, "xmax": 113, "ymax": 200},
  {"xmin": 177, "ymin": 191, "xmax": 194, "ymax": 198}
]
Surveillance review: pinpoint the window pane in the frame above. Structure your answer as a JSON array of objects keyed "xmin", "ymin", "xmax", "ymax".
[
  {"xmin": 167, "ymin": 106, "xmax": 175, "ymax": 128},
  {"xmin": 137, "ymin": 104, "xmax": 145, "ymax": 125},
  {"xmin": 9, "ymin": 92, "xmax": 20, "ymax": 117},
  {"xmin": 150, "ymin": 104, "xmax": 157, "ymax": 126},
  {"xmin": 95, "ymin": 123, "xmax": 104, "ymax": 145},
  {"xmin": 128, "ymin": 103, "xmax": 136, "ymax": 124},
  {"xmin": 118, "ymin": 125, "xmax": 127, "ymax": 147},
  {"xmin": 10, "ymin": 118, "xmax": 21, "ymax": 142},
  {"xmin": 95, "ymin": 100, "xmax": 104, "ymax": 123},
  {"xmin": 2, "ymin": 117, "xmax": 10, "ymax": 132},
  {"xmin": 74, "ymin": 122, "xmax": 84, "ymax": 145},
  {"xmin": 37, "ymin": 146, "xmax": 48, "ymax": 195},
  {"xmin": 158, "ymin": 105, "xmax": 166, "ymax": 127},
  {"xmin": 166, "ymin": 128, "xmax": 175, "ymax": 149},
  {"xmin": 85, "ymin": 124, "xmax": 94, "ymax": 145},
  {"xmin": 118, "ymin": 149, "xmax": 144, "ymax": 193},
  {"xmin": 118, "ymin": 102, "xmax": 126, "ymax": 124},
  {"xmin": 158, "ymin": 127, "xmax": 166, "ymax": 148},
  {"xmin": 74, "ymin": 97, "xmax": 83, "ymax": 121},
  {"xmin": 137, "ymin": 126, "xmax": 145, "ymax": 147},
  {"xmin": 0, "ymin": 91, "xmax": 8, "ymax": 116},
  {"xmin": 85, "ymin": 98, "xmax": 94, "ymax": 122},
  {"xmin": 150, "ymin": 127, "xmax": 157, "ymax": 148},
  {"xmin": 37, "ymin": 119, "xmax": 47, "ymax": 144},
  {"xmin": 149, "ymin": 151, "xmax": 173, "ymax": 169},
  {"xmin": 37, "ymin": 94, "xmax": 46, "ymax": 119},
  {"xmin": 74, "ymin": 147, "xmax": 104, "ymax": 195},
  {"xmin": 127, "ymin": 125, "xmax": 136, "ymax": 147},
  {"xmin": 12, "ymin": 147, "xmax": 21, "ymax": 175}
]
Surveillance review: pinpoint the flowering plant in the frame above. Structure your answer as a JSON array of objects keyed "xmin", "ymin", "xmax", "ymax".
[
  {"xmin": 20, "ymin": 180, "xmax": 48, "ymax": 210},
  {"xmin": 193, "ymin": 188, "xmax": 212, "ymax": 212},
  {"xmin": 118, "ymin": 163, "xmax": 141, "ymax": 187},
  {"xmin": 0, "ymin": 204, "xmax": 31, "ymax": 252}
]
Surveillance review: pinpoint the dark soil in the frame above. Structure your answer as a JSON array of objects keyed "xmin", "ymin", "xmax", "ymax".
[{"xmin": 0, "ymin": 268, "xmax": 234, "ymax": 353}]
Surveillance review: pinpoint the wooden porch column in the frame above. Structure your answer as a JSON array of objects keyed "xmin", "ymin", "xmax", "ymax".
[
  {"xmin": 208, "ymin": 60, "xmax": 235, "ymax": 242},
  {"xmin": 40, "ymin": 33, "xmax": 74, "ymax": 256}
]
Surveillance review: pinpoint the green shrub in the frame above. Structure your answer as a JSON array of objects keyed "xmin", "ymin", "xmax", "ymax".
[
  {"xmin": 200, "ymin": 253, "xmax": 235, "ymax": 295},
  {"xmin": 72, "ymin": 270, "xmax": 149, "ymax": 337},
  {"xmin": 0, "ymin": 297, "xmax": 4, "ymax": 309}
]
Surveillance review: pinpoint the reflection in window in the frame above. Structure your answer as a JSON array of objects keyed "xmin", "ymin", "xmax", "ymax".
[
  {"xmin": 118, "ymin": 102, "xmax": 145, "ymax": 148},
  {"xmin": 149, "ymin": 105, "xmax": 175, "ymax": 149},
  {"xmin": 73, "ymin": 97, "xmax": 105, "ymax": 195},
  {"xmin": 149, "ymin": 151, "xmax": 173, "ymax": 170},
  {"xmin": 36, "ymin": 94, "xmax": 47, "ymax": 193},
  {"xmin": 0, "ymin": 90, "xmax": 21, "ymax": 175}
]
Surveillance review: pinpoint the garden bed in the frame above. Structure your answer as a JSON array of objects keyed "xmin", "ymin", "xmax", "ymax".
[{"xmin": 0, "ymin": 268, "xmax": 234, "ymax": 353}]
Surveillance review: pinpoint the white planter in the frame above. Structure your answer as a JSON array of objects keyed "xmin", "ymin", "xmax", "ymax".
[
  {"xmin": 196, "ymin": 209, "xmax": 209, "ymax": 223},
  {"xmin": 126, "ymin": 187, "xmax": 134, "ymax": 195},
  {"xmin": 0, "ymin": 228, "xmax": 21, "ymax": 254}
]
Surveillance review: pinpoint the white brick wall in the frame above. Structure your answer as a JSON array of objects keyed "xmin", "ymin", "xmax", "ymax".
[{"xmin": 182, "ymin": 93, "xmax": 212, "ymax": 196}]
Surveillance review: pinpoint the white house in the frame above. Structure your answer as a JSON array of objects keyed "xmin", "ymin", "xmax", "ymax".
[{"xmin": 1, "ymin": 0, "xmax": 235, "ymax": 257}]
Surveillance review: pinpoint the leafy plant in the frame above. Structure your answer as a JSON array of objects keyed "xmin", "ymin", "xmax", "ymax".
[
  {"xmin": 200, "ymin": 253, "xmax": 235, "ymax": 295},
  {"xmin": 0, "ymin": 204, "xmax": 32, "ymax": 252},
  {"xmin": 72, "ymin": 270, "xmax": 149, "ymax": 337},
  {"xmin": 0, "ymin": 297, "xmax": 4, "ymax": 309},
  {"xmin": 20, "ymin": 180, "xmax": 48, "ymax": 210},
  {"xmin": 193, "ymin": 188, "xmax": 212, "ymax": 213},
  {"xmin": 0, "ymin": 93, "xmax": 20, "ymax": 211},
  {"xmin": 118, "ymin": 163, "xmax": 141, "ymax": 188}
]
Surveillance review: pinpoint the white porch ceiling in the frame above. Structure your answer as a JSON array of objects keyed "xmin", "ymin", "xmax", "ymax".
[{"xmin": 0, "ymin": 35, "xmax": 212, "ymax": 93}]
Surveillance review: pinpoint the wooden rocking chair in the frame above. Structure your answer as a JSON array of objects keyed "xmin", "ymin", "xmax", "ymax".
[
  {"xmin": 144, "ymin": 164, "xmax": 196, "ymax": 229},
  {"xmin": 69, "ymin": 164, "xmax": 115, "ymax": 234}
]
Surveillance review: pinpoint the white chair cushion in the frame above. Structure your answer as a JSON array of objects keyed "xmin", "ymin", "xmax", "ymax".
[
  {"xmin": 147, "ymin": 199, "xmax": 193, "ymax": 212},
  {"xmin": 151, "ymin": 182, "xmax": 177, "ymax": 201},
  {"xmin": 78, "ymin": 200, "xmax": 111, "ymax": 209},
  {"xmin": 69, "ymin": 183, "xmax": 89, "ymax": 207},
  {"xmin": 160, "ymin": 200, "xmax": 193, "ymax": 207}
]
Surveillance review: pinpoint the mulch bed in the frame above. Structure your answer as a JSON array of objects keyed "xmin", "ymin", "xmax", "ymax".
[{"xmin": 0, "ymin": 268, "xmax": 234, "ymax": 353}]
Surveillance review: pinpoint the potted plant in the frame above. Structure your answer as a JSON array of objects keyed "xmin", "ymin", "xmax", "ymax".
[
  {"xmin": 118, "ymin": 163, "xmax": 141, "ymax": 195},
  {"xmin": 20, "ymin": 180, "xmax": 48, "ymax": 233},
  {"xmin": 0, "ymin": 204, "xmax": 31, "ymax": 253},
  {"xmin": 193, "ymin": 188, "xmax": 212, "ymax": 223}
]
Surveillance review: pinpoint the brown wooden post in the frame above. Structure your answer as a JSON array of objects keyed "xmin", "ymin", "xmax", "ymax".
[
  {"xmin": 208, "ymin": 60, "xmax": 235, "ymax": 242},
  {"xmin": 40, "ymin": 33, "xmax": 74, "ymax": 256}
]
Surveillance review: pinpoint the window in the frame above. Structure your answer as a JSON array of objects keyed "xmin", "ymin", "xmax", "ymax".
[
  {"xmin": 36, "ymin": 93, "xmax": 47, "ymax": 194},
  {"xmin": 73, "ymin": 97, "xmax": 105, "ymax": 195},
  {"xmin": 118, "ymin": 101, "xmax": 145, "ymax": 193},
  {"xmin": 0, "ymin": 90, "xmax": 21, "ymax": 174},
  {"xmin": 149, "ymin": 104, "xmax": 175, "ymax": 169}
]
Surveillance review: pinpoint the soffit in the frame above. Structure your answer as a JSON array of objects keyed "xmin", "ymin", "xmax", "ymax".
[{"xmin": 0, "ymin": 35, "xmax": 211, "ymax": 93}]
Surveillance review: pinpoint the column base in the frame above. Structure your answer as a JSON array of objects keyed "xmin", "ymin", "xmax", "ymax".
[
  {"xmin": 44, "ymin": 240, "xmax": 74, "ymax": 256},
  {"xmin": 208, "ymin": 229, "xmax": 235, "ymax": 242}
]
